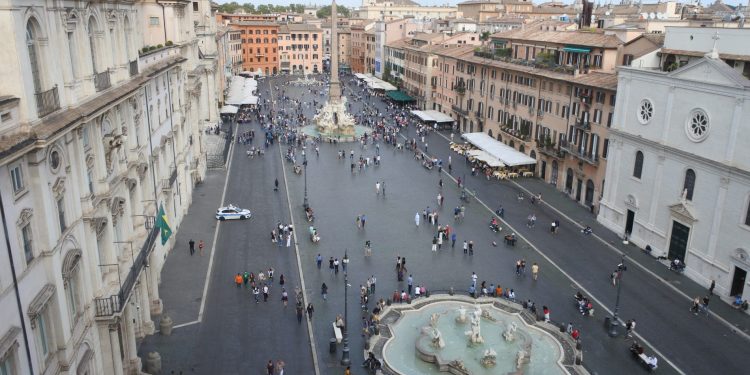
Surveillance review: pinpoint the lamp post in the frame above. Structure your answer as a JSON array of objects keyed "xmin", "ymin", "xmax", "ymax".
[
  {"xmin": 303, "ymin": 153, "xmax": 308, "ymax": 210},
  {"xmin": 608, "ymin": 254, "xmax": 627, "ymax": 337},
  {"xmin": 340, "ymin": 250, "xmax": 351, "ymax": 366}
]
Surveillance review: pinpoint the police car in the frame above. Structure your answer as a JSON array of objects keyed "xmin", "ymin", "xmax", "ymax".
[{"xmin": 215, "ymin": 204, "xmax": 252, "ymax": 220}]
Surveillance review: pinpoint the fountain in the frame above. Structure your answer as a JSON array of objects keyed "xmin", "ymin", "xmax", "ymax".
[{"xmin": 370, "ymin": 295, "xmax": 587, "ymax": 375}]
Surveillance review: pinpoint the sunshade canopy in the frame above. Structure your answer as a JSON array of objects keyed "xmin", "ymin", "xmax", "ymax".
[
  {"xmin": 466, "ymin": 149, "xmax": 504, "ymax": 167},
  {"xmin": 462, "ymin": 132, "xmax": 537, "ymax": 167},
  {"xmin": 387, "ymin": 90, "xmax": 415, "ymax": 102},
  {"xmin": 412, "ymin": 110, "xmax": 454, "ymax": 123},
  {"xmin": 220, "ymin": 105, "xmax": 239, "ymax": 114}
]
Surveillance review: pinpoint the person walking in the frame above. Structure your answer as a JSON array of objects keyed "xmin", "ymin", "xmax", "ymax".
[
  {"xmin": 370, "ymin": 275, "xmax": 376, "ymax": 295},
  {"xmin": 329, "ymin": 257, "xmax": 335, "ymax": 275},
  {"xmin": 267, "ymin": 360, "xmax": 275, "ymax": 375},
  {"xmin": 431, "ymin": 237, "xmax": 438, "ymax": 252},
  {"xmin": 468, "ymin": 241, "xmax": 474, "ymax": 256},
  {"xmin": 296, "ymin": 302, "xmax": 304, "ymax": 323},
  {"xmin": 407, "ymin": 275, "xmax": 414, "ymax": 295},
  {"xmin": 189, "ymin": 239, "xmax": 195, "ymax": 256},
  {"xmin": 342, "ymin": 254, "xmax": 349, "ymax": 272},
  {"xmin": 382, "ymin": 181, "xmax": 386, "ymax": 196},
  {"xmin": 625, "ymin": 319, "xmax": 636, "ymax": 338},
  {"xmin": 463, "ymin": 240, "xmax": 468, "ymax": 254},
  {"xmin": 709, "ymin": 279, "xmax": 715, "ymax": 296},
  {"xmin": 306, "ymin": 303, "xmax": 315, "ymax": 320},
  {"xmin": 235, "ymin": 273, "xmax": 243, "ymax": 288},
  {"xmin": 281, "ymin": 288, "xmax": 289, "ymax": 307},
  {"xmin": 316, "ymin": 253, "xmax": 323, "ymax": 269},
  {"xmin": 532, "ymin": 262, "xmax": 540, "ymax": 280},
  {"xmin": 253, "ymin": 286, "xmax": 260, "ymax": 303},
  {"xmin": 437, "ymin": 232, "xmax": 443, "ymax": 249},
  {"xmin": 415, "ymin": 212, "xmax": 420, "ymax": 227},
  {"xmin": 334, "ymin": 258, "xmax": 340, "ymax": 274},
  {"xmin": 199, "ymin": 240, "xmax": 205, "ymax": 256},
  {"xmin": 321, "ymin": 283, "xmax": 328, "ymax": 300},
  {"xmin": 263, "ymin": 284, "xmax": 270, "ymax": 302},
  {"xmin": 361, "ymin": 214, "xmax": 367, "ymax": 229},
  {"xmin": 375, "ymin": 181, "xmax": 381, "ymax": 195},
  {"xmin": 451, "ymin": 232, "xmax": 457, "ymax": 248},
  {"xmin": 471, "ymin": 272, "xmax": 478, "ymax": 287}
]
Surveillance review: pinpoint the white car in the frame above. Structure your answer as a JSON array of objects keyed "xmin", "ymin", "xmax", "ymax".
[{"xmin": 215, "ymin": 205, "xmax": 252, "ymax": 221}]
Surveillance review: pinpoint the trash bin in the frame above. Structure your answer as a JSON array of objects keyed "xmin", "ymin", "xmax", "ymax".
[{"xmin": 329, "ymin": 338, "xmax": 337, "ymax": 354}]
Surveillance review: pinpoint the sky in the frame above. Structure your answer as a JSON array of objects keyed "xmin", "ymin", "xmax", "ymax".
[{"xmin": 214, "ymin": 0, "xmax": 748, "ymax": 9}]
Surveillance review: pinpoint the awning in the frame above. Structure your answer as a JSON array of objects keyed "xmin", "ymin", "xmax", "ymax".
[
  {"xmin": 220, "ymin": 105, "xmax": 239, "ymax": 114},
  {"xmin": 411, "ymin": 110, "xmax": 454, "ymax": 123},
  {"xmin": 387, "ymin": 90, "xmax": 415, "ymax": 102},
  {"xmin": 461, "ymin": 132, "xmax": 537, "ymax": 167},
  {"xmin": 563, "ymin": 46, "xmax": 591, "ymax": 53},
  {"xmin": 466, "ymin": 149, "xmax": 504, "ymax": 167}
]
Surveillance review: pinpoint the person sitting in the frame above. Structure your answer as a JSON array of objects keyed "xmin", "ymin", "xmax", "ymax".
[
  {"xmin": 490, "ymin": 218, "xmax": 500, "ymax": 232},
  {"xmin": 670, "ymin": 258, "xmax": 684, "ymax": 271},
  {"xmin": 392, "ymin": 290, "xmax": 400, "ymax": 303},
  {"xmin": 504, "ymin": 233, "xmax": 516, "ymax": 246},
  {"xmin": 646, "ymin": 356, "xmax": 658, "ymax": 369},
  {"xmin": 305, "ymin": 207, "xmax": 315, "ymax": 222},
  {"xmin": 581, "ymin": 226, "xmax": 593, "ymax": 235},
  {"xmin": 575, "ymin": 291, "xmax": 584, "ymax": 302}
]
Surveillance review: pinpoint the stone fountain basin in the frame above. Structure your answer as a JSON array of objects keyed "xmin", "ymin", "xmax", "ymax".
[{"xmin": 373, "ymin": 296, "xmax": 582, "ymax": 375}]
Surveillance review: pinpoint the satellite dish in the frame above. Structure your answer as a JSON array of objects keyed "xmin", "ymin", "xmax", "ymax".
[{"xmin": 649, "ymin": 12, "xmax": 656, "ymax": 20}]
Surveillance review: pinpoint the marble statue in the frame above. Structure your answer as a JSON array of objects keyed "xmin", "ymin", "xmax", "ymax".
[
  {"xmin": 455, "ymin": 306, "xmax": 468, "ymax": 324},
  {"xmin": 480, "ymin": 348, "xmax": 497, "ymax": 368},
  {"xmin": 503, "ymin": 321, "xmax": 518, "ymax": 342},
  {"xmin": 431, "ymin": 328, "xmax": 446, "ymax": 349},
  {"xmin": 430, "ymin": 312, "xmax": 440, "ymax": 328},
  {"xmin": 465, "ymin": 306, "xmax": 484, "ymax": 344},
  {"xmin": 517, "ymin": 349, "xmax": 530, "ymax": 368}
]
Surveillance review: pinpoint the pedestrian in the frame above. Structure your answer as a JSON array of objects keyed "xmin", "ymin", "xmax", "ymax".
[
  {"xmin": 407, "ymin": 274, "xmax": 413, "ymax": 295},
  {"xmin": 431, "ymin": 237, "xmax": 438, "ymax": 252},
  {"xmin": 370, "ymin": 275, "xmax": 376, "ymax": 294},
  {"xmin": 626, "ymin": 319, "xmax": 636, "ymax": 338},
  {"xmin": 235, "ymin": 273, "xmax": 243, "ymax": 287},
  {"xmin": 321, "ymin": 282, "xmax": 328, "ymax": 300},
  {"xmin": 316, "ymin": 253, "xmax": 323, "ymax": 269},
  {"xmin": 253, "ymin": 286, "xmax": 260, "ymax": 303},
  {"xmin": 709, "ymin": 279, "xmax": 715, "ymax": 295},
  {"xmin": 267, "ymin": 360, "xmax": 275, "ymax": 375},
  {"xmin": 543, "ymin": 306, "xmax": 550, "ymax": 322},
  {"xmin": 356, "ymin": 215, "xmax": 361, "ymax": 228},
  {"xmin": 286, "ymin": 233, "xmax": 291, "ymax": 247},
  {"xmin": 361, "ymin": 214, "xmax": 366, "ymax": 228},
  {"xmin": 345, "ymin": 366, "xmax": 351, "ymax": 375},
  {"xmin": 189, "ymin": 239, "xmax": 195, "ymax": 255},
  {"xmin": 277, "ymin": 360, "xmax": 285, "ymax": 375},
  {"xmin": 281, "ymin": 288, "xmax": 289, "ymax": 307},
  {"xmin": 296, "ymin": 302, "xmax": 304, "ymax": 323},
  {"xmin": 437, "ymin": 232, "xmax": 443, "ymax": 249},
  {"xmin": 415, "ymin": 212, "xmax": 420, "ymax": 226},
  {"xmin": 263, "ymin": 285, "xmax": 269, "ymax": 302},
  {"xmin": 516, "ymin": 260, "xmax": 522, "ymax": 276},
  {"xmin": 306, "ymin": 303, "xmax": 314, "ymax": 319},
  {"xmin": 198, "ymin": 240, "xmax": 205, "ymax": 256},
  {"xmin": 551, "ymin": 221, "xmax": 556, "ymax": 233},
  {"xmin": 532, "ymin": 262, "xmax": 540, "ymax": 280},
  {"xmin": 279, "ymin": 274, "xmax": 285, "ymax": 286},
  {"xmin": 463, "ymin": 240, "xmax": 468, "ymax": 254},
  {"xmin": 243, "ymin": 271, "xmax": 249, "ymax": 286},
  {"xmin": 451, "ymin": 232, "xmax": 457, "ymax": 248},
  {"xmin": 382, "ymin": 181, "xmax": 386, "ymax": 196},
  {"xmin": 342, "ymin": 253, "xmax": 349, "ymax": 272},
  {"xmin": 468, "ymin": 241, "xmax": 474, "ymax": 255},
  {"xmin": 439, "ymin": 179, "xmax": 443, "ymax": 188},
  {"xmin": 375, "ymin": 181, "xmax": 380, "ymax": 195},
  {"xmin": 334, "ymin": 258, "xmax": 340, "ymax": 274}
]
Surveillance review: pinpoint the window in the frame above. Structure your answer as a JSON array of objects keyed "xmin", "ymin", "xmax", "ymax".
[
  {"xmin": 745, "ymin": 200, "xmax": 750, "ymax": 226},
  {"xmin": 683, "ymin": 169, "xmax": 696, "ymax": 201},
  {"xmin": 26, "ymin": 20, "xmax": 42, "ymax": 94},
  {"xmin": 57, "ymin": 197, "xmax": 66, "ymax": 232},
  {"xmin": 149, "ymin": 17, "xmax": 159, "ymax": 26},
  {"xmin": 86, "ymin": 169, "xmax": 94, "ymax": 194},
  {"xmin": 633, "ymin": 151, "xmax": 644, "ymax": 179},
  {"xmin": 602, "ymin": 138, "xmax": 609, "ymax": 159},
  {"xmin": 623, "ymin": 54, "xmax": 634, "ymax": 66},
  {"xmin": 1, "ymin": 351, "xmax": 16, "ymax": 375},
  {"xmin": 607, "ymin": 112, "xmax": 613, "ymax": 127},
  {"xmin": 67, "ymin": 32, "xmax": 78, "ymax": 78},
  {"xmin": 65, "ymin": 269, "xmax": 80, "ymax": 320},
  {"xmin": 35, "ymin": 312, "xmax": 50, "ymax": 359},
  {"xmin": 638, "ymin": 99, "xmax": 653, "ymax": 124},
  {"xmin": 21, "ymin": 223, "xmax": 33, "ymax": 264},
  {"xmin": 192, "ymin": 2, "xmax": 199, "ymax": 12},
  {"xmin": 9, "ymin": 164, "xmax": 24, "ymax": 193},
  {"xmin": 593, "ymin": 109, "xmax": 602, "ymax": 124},
  {"xmin": 88, "ymin": 18, "xmax": 99, "ymax": 73},
  {"xmin": 686, "ymin": 109, "xmax": 709, "ymax": 142}
]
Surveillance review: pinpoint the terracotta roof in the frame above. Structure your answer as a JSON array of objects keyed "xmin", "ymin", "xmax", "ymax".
[
  {"xmin": 231, "ymin": 21, "xmax": 278, "ymax": 27},
  {"xmin": 528, "ymin": 5, "xmax": 576, "ymax": 14},
  {"xmin": 279, "ymin": 23, "xmax": 322, "ymax": 33},
  {"xmin": 491, "ymin": 29, "xmax": 623, "ymax": 48}
]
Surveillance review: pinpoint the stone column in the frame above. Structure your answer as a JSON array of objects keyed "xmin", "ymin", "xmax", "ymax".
[
  {"xmin": 138, "ymin": 280, "xmax": 155, "ymax": 336},
  {"xmin": 148, "ymin": 252, "xmax": 163, "ymax": 315},
  {"xmin": 108, "ymin": 323, "xmax": 125, "ymax": 375},
  {"xmin": 123, "ymin": 305, "xmax": 142, "ymax": 374}
]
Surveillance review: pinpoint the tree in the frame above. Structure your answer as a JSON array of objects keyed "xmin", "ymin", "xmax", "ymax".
[
  {"xmin": 218, "ymin": 1, "xmax": 242, "ymax": 13},
  {"xmin": 316, "ymin": 5, "xmax": 350, "ymax": 19}
]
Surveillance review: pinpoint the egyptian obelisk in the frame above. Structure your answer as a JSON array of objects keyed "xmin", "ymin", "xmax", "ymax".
[{"xmin": 329, "ymin": 0, "xmax": 342, "ymax": 102}]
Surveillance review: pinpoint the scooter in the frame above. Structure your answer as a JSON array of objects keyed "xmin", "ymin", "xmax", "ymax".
[{"xmin": 489, "ymin": 222, "xmax": 502, "ymax": 233}]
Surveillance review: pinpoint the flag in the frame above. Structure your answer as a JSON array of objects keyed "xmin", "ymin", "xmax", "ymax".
[{"xmin": 156, "ymin": 204, "xmax": 172, "ymax": 245}]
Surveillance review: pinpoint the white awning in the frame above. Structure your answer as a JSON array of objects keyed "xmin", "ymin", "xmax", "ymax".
[
  {"xmin": 465, "ymin": 149, "xmax": 504, "ymax": 167},
  {"xmin": 462, "ymin": 132, "xmax": 536, "ymax": 166},
  {"xmin": 226, "ymin": 76, "xmax": 260, "ymax": 105},
  {"xmin": 220, "ymin": 105, "xmax": 239, "ymax": 114},
  {"xmin": 354, "ymin": 73, "xmax": 368, "ymax": 80},
  {"xmin": 412, "ymin": 110, "xmax": 454, "ymax": 123}
]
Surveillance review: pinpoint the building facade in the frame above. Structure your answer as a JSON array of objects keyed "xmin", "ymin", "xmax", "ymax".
[
  {"xmin": 229, "ymin": 21, "xmax": 279, "ymax": 75},
  {"xmin": 0, "ymin": 1, "xmax": 219, "ymax": 374},
  {"xmin": 279, "ymin": 24, "xmax": 324, "ymax": 74},
  {"xmin": 355, "ymin": 0, "xmax": 458, "ymax": 20}
]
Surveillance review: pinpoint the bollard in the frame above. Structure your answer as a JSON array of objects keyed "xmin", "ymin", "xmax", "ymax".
[
  {"xmin": 449, "ymin": 287, "xmax": 454, "ymax": 296},
  {"xmin": 159, "ymin": 315, "xmax": 173, "ymax": 336},
  {"xmin": 603, "ymin": 317, "xmax": 611, "ymax": 331},
  {"xmin": 559, "ymin": 324, "xmax": 566, "ymax": 332},
  {"xmin": 146, "ymin": 352, "xmax": 162, "ymax": 374},
  {"xmin": 329, "ymin": 338, "xmax": 337, "ymax": 354}
]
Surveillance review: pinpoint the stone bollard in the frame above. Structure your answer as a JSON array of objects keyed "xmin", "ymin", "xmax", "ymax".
[
  {"xmin": 159, "ymin": 315, "xmax": 173, "ymax": 336},
  {"xmin": 146, "ymin": 352, "xmax": 162, "ymax": 374}
]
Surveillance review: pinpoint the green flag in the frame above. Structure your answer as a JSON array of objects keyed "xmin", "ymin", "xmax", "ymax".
[{"xmin": 156, "ymin": 204, "xmax": 172, "ymax": 245}]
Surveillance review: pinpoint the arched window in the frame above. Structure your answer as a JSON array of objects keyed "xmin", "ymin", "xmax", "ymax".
[
  {"xmin": 683, "ymin": 169, "xmax": 696, "ymax": 201},
  {"xmin": 633, "ymin": 151, "xmax": 644, "ymax": 179},
  {"xmin": 519, "ymin": 144, "xmax": 525, "ymax": 153},
  {"xmin": 487, "ymin": 129, "xmax": 493, "ymax": 138},
  {"xmin": 26, "ymin": 19, "xmax": 43, "ymax": 93},
  {"xmin": 88, "ymin": 17, "xmax": 99, "ymax": 73}
]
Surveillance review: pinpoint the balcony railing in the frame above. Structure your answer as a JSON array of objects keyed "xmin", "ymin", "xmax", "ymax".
[
  {"xmin": 129, "ymin": 60, "xmax": 139, "ymax": 77},
  {"xmin": 473, "ymin": 50, "xmax": 578, "ymax": 75},
  {"xmin": 161, "ymin": 169, "xmax": 177, "ymax": 190},
  {"xmin": 560, "ymin": 141, "xmax": 598, "ymax": 165},
  {"xmin": 500, "ymin": 126, "xmax": 530, "ymax": 141},
  {"xmin": 94, "ymin": 228, "xmax": 158, "ymax": 317},
  {"xmin": 452, "ymin": 104, "xmax": 469, "ymax": 117},
  {"xmin": 94, "ymin": 70, "xmax": 111, "ymax": 92},
  {"xmin": 35, "ymin": 86, "xmax": 60, "ymax": 118},
  {"xmin": 574, "ymin": 117, "xmax": 591, "ymax": 130},
  {"xmin": 536, "ymin": 143, "xmax": 566, "ymax": 159}
]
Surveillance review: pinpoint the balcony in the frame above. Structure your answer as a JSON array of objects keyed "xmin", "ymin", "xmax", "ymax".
[
  {"xmin": 536, "ymin": 142, "xmax": 566, "ymax": 159},
  {"xmin": 452, "ymin": 104, "xmax": 469, "ymax": 117},
  {"xmin": 560, "ymin": 141, "xmax": 598, "ymax": 165},
  {"xmin": 161, "ymin": 169, "xmax": 177, "ymax": 191},
  {"xmin": 129, "ymin": 60, "xmax": 139, "ymax": 77},
  {"xmin": 500, "ymin": 126, "xmax": 530, "ymax": 142},
  {"xmin": 574, "ymin": 117, "xmax": 591, "ymax": 130},
  {"xmin": 35, "ymin": 86, "xmax": 60, "ymax": 118},
  {"xmin": 473, "ymin": 50, "xmax": 578, "ymax": 75},
  {"xmin": 94, "ymin": 227, "xmax": 158, "ymax": 317},
  {"xmin": 94, "ymin": 70, "xmax": 111, "ymax": 92}
]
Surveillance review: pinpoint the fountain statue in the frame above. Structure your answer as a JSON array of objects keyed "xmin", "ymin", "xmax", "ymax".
[
  {"xmin": 430, "ymin": 313, "xmax": 440, "ymax": 328},
  {"xmin": 480, "ymin": 348, "xmax": 498, "ymax": 368},
  {"xmin": 431, "ymin": 328, "xmax": 446, "ymax": 349},
  {"xmin": 455, "ymin": 306, "xmax": 468, "ymax": 324},
  {"xmin": 481, "ymin": 309, "xmax": 497, "ymax": 322},
  {"xmin": 517, "ymin": 349, "xmax": 530, "ymax": 368},
  {"xmin": 503, "ymin": 321, "xmax": 518, "ymax": 342},
  {"xmin": 465, "ymin": 306, "xmax": 484, "ymax": 344}
]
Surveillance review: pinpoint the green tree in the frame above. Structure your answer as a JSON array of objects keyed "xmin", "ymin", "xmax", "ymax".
[
  {"xmin": 257, "ymin": 4, "xmax": 270, "ymax": 14},
  {"xmin": 218, "ymin": 1, "xmax": 241, "ymax": 13},
  {"xmin": 316, "ymin": 5, "xmax": 350, "ymax": 19}
]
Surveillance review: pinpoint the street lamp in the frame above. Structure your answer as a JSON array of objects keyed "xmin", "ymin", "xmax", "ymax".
[
  {"xmin": 303, "ymin": 153, "xmax": 309, "ymax": 210},
  {"xmin": 608, "ymin": 254, "xmax": 627, "ymax": 337},
  {"xmin": 340, "ymin": 249, "xmax": 351, "ymax": 366}
]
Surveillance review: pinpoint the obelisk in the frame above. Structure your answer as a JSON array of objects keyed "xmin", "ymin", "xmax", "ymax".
[{"xmin": 329, "ymin": 0, "xmax": 342, "ymax": 102}]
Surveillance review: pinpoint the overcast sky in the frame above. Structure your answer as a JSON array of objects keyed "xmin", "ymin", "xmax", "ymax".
[{"xmin": 214, "ymin": 0, "xmax": 748, "ymax": 9}]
